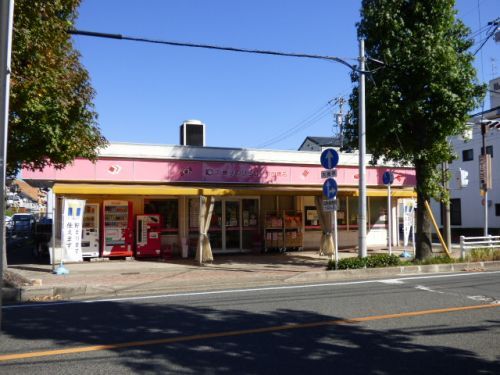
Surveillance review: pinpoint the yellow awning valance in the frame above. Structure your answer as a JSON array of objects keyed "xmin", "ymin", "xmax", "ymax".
[
  {"xmin": 361, "ymin": 188, "xmax": 416, "ymax": 198},
  {"xmin": 53, "ymin": 183, "xmax": 200, "ymax": 196},
  {"xmin": 52, "ymin": 183, "xmax": 416, "ymax": 198},
  {"xmin": 52, "ymin": 183, "xmax": 324, "ymax": 197}
]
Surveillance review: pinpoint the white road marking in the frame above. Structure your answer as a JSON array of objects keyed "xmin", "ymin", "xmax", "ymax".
[
  {"xmin": 379, "ymin": 279, "xmax": 405, "ymax": 285},
  {"xmin": 3, "ymin": 270, "xmax": 500, "ymax": 309},
  {"xmin": 467, "ymin": 295, "xmax": 496, "ymax": 303},
  {"xmin": 415, "ymin": 285, "xmax": 445, "ymax": 294}
]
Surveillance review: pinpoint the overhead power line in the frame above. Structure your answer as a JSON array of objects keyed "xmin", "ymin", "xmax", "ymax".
[
  {"xmin": 472, "ymin": 18, "xmax": 499, "ymax": 56},
  {"xmin": 255, "ymin": 100, "xmax": 335, "ymax": 148},
  {"xmin": 69, "ymin": 29, "xmax": 363, "ymax": 72}
]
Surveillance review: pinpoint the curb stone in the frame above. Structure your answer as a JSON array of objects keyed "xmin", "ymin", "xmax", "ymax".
[{"xmin": 285, "ymin": 261, "xmax": 500, "ymax": 283}]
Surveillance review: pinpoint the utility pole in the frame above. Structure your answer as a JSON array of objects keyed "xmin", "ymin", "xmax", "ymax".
[
  {"xmin": 442, "ymin": 162, "xmax": 451, "ymax": 252},
  {"xmin": 480, "ymin": 122, "xmax": 489, "ymax": 236},
  {"xmin": 358, "ymin": 39, "xmax": 367, "ymax": 258},
  {"xmin": 0, "ymin": 0, "xmax": 14, "ymax": 331},
  {"xmin": 335, "ymin": 97, "xmax": 345, "ymax": 149}
]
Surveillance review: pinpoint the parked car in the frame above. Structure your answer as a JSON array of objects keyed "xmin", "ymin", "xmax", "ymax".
[{"xmin": 11, "ymin": 213, "xmax": 36, "ymax": 235}]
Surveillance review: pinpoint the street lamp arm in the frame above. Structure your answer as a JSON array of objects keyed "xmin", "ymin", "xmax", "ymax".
[{"xmin": 68, "ymin": 29, "xmax": 367, "ymax": 73}]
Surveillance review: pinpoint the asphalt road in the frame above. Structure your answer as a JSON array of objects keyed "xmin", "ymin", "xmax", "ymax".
[{"xmin": 0, "ymin": 271, "xmax": 499, "ymax": 374}]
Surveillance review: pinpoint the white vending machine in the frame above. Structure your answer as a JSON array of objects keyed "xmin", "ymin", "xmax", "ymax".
[
  {"xmin": 102, "ymin": 200, "xmax": 134, "ymax": 257},
  {"xmin": 81, "ymin": 203, "xmax": 100, "ymax": 258}
]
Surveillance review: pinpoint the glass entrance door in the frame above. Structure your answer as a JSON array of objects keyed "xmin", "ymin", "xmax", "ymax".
[
  {"xmin": 224, "ymin": 200, "xmax": 241, "ymax": 250},
  {"xmin": 208, "ymin": 200, "xmax": 223, "ymax": 250},
  {"xmin": 203, "ymin": 197, "xmax": 259, "ymax": 253}
]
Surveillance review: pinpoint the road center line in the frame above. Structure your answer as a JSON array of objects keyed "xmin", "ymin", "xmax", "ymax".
[{"xmin": 0, "ymin": 303, "xmax": 498, "ymax": 362}]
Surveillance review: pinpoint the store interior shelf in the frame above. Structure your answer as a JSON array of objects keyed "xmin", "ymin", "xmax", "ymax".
[{"xmin": 264, "ymin": 211, "xmax": 303, "ymax": 253}]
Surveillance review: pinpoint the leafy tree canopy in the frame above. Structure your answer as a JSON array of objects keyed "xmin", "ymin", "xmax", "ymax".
[
  {"xmin": 346, "ymin": 0, "xmax": 485, "ymax": 259},
  {"xmin": 347, "ymin": 0, "xmax": 484, "ymax": 199},
  {"xmin": 9, "ymin": 0, "xmax": 107, "ymax": 176}
]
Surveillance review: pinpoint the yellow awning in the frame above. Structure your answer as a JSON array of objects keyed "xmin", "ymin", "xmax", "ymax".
[
  {"xmin": 52, "ymin": 183, "xmax": 324, "ymax": 197},
  {"xmin": 361, "ymin": 188, "xmax": 417, "ymax": 198},
  {"xmin": 52, "ymin": 183, "xmax": 416, "ymax": 198},
  {"xmin": 53, "ymin": 183, "xmax": 202, "ymax": 196}
]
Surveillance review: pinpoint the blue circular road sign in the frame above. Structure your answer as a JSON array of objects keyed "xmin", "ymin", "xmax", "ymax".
[
  {"xmin": 383, "ymin": 171, "xmax": 394, "ymax": 185},
  {"xmin": 320, "ymin": 148, "xmax": 339, "ymax": 170},
  {"xmin": 323, "ymin": 178, "xmax": 338, "ymax": 199}
]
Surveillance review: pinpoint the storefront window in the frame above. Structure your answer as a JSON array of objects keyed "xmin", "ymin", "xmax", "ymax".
[
  {"xmin": 348, "ymin": 196, "xmax": 358, "ymax": 227},
  {"xmin": 369, "ymin": 197, "xmax": 387, "ymax": 228},
  {"xmin": 225, "ymin": 200, "xmax": 240, "ymax": 249},
  {"xmin": 209, "ymin": 200, "xmax": 223, "ymax": 249},
  {"xmin": 188, "ymin": 197, "xmax": 259, "ymax": 253},
  {"xmin": 242, "ymin": 199, "xmax": 259, "ymax": 250},
  {"xmin": 337, "ymin": 197, "xmax": 347, "ymax": 226},
  {"xmin": 145, "ymin": 199, "xmax": 178, "ymax": 230}
]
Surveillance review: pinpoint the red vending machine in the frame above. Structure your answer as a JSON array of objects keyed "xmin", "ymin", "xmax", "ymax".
[
  {"xmin": 102, "ymin": 200, "xmax": 134, "ymax": 257},
  {"xmin": 135, "ymin": 214, "xmax": 162, "ymax": 258}
]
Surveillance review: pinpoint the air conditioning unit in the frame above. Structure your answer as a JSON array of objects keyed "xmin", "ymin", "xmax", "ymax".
[{"xmin": 180, "ymin": 120, "xmax": 205, "ymax": 147}]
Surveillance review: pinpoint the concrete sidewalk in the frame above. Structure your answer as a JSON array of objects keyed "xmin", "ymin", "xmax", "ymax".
[{"xmin": 3, "ymin": 248, "xmax": 499, "ymax": 303}]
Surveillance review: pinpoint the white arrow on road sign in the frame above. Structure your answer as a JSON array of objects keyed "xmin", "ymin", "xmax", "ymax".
[
  {"xmin": 320, "ymin": 148, "xmax": 339, "ymax": 170},
  {"xmin": 323, "ymin": 178, "xmax": 338, "ymax": 199}
]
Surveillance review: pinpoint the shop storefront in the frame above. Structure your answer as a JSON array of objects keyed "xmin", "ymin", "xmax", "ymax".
[{"xmin": 23, "ymin": 143, "xmax": 416, "ymax": 260}]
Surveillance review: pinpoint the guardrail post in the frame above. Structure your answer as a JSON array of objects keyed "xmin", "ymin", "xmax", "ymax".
[
  {"xmin": 460, "ymin": 235, "xmax": 465, "ymax": 259},
  {"xmin": 488, "ymin": 235, "xmax": 493, "ymax": 248}
]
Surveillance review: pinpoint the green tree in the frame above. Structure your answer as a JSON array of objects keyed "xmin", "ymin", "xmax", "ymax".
[
  {"xmin": 347, "ymin": 0, "xmax": 484, "ymax": 259},
  {"xmin": 9, "ymin": 0, "xmax": 107, "ymax": 176}
]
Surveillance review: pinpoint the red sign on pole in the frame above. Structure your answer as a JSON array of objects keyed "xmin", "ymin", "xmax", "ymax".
[{"xmin": 479, "ymin": 155, "xmax": 492, "ymax": 190}]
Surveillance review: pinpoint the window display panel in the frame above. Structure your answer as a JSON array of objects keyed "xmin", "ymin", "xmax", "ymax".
[
  {"xmin": 305, "ymin": 206, "xmax": 319, "ymax": 230},
  {"xmin": 242, "ymin": 199, "xmax": 259, "ymax": 250}
]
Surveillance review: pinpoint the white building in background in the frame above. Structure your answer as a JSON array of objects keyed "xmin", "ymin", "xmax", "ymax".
[{"xmin": 431, "ymin": 78, "xmax": 500, "ymax": 238}]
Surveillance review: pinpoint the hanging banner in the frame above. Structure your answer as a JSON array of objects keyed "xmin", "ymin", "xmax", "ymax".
[
  {"xmin": 61, "ymin": 198, "xmax": 85, "ymax": 262},
  {"xmin": 403, "ymin": 200, "xmax": 415, "ymax": 247}
]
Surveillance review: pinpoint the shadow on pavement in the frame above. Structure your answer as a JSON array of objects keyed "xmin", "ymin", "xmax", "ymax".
[
  {"xmin": 6, "ymin": 237, "xmax": 42, "ymax": 266},
  {"xmin": 1, "ymin": 299, "xmax": 499, "ymax": 374}
]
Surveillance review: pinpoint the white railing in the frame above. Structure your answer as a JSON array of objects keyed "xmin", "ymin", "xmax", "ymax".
[{"xmin": 459, "ymin": 235, "xmax": 500, "ymax": 258}]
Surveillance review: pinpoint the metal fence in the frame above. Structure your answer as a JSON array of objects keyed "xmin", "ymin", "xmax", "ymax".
[{"xmin": 459, "ymin": 235, "xmax": 500, "ymax": 258}]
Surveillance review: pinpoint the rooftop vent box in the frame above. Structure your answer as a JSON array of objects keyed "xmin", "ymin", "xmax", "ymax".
[{"xmin": 180, "ymin": 120, "xmax": 205, "ymax": 147}]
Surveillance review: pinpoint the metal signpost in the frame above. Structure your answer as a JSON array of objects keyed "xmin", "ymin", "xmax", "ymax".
[
  {"xmin": 321, "ymin": 148, "xmax": 339, "ymax": 266},
  {"xmin": 0, "ymin": 0, "xmax": 14, "ymax": 331},
  {"xmin": 383, "ymin": 171, "xmax": 394, "ymax": 255}
]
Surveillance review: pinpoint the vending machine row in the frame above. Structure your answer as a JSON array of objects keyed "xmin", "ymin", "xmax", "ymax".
[{"xmin": 80, "ymin": 201, "xmax": 164, "ymax": 259}]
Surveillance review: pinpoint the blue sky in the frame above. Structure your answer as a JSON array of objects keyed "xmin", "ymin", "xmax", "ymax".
[{"xmin": 74, "ymin": 0, "xmax": 499, "ymax": 150}]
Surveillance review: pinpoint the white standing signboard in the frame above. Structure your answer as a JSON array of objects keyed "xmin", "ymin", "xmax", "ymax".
[
  {"xmin": 403, "ymin": 200, "xmax": 416, "ymax": 250},
  {"xmin": 61, "ymin": 198, "xmax": 85, "ymax": 262}
]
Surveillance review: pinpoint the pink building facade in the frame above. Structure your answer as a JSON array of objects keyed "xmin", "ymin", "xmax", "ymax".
[{"xmin": 23, "ymin": 143, "xmax": 416, "ymax": 257}]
